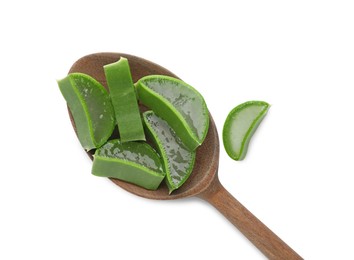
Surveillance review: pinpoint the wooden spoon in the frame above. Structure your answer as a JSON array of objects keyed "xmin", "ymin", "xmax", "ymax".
[{"xmin": 68, "ymin": 52, "xmax": 302, "ymax": 260}]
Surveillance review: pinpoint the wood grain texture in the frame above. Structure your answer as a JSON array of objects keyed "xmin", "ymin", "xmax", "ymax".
[
  {"xmin": 67, "ymin": 52, "xmax": 302, "ymax": 259},
  {"xmin": 198, "ymin": 176, "xmax": 303, "ymax": 260}
]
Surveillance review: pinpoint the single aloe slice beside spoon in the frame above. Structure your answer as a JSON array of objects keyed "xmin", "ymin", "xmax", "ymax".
[
  {"xmin": 136, "ymin": 75, "xmax": 209, "ymax": 151},
  {"xmin": 92, "ymin": 139, "xmax": 165, "ymax": 190},
  {"xmin": 58, "ymin": 73, "xmax": 115, "ymax": 151},
  {"xmin": 143, "ymin": 111, "xmax": 196, "ymax": 194},
  {"xmin": 223, "ymin": 101, "xmax": 270, "ymax": 160}
]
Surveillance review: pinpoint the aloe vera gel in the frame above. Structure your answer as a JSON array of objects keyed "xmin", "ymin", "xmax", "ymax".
[
  {"xmin": 58, "ymin": 73, "xmax": 115, "ymax": 151},
  {"xmin": 104, "ymin": 57, "xmax": 145, "ymax": 142},
  {"xmin": 58, "ymin": 57, "xmax": 212, "ymax": 193},
  {"xmin": 92, "ymin": 139, "xmax": 165, "ymax": 190},
  {"xmin": 136, "ymin": 75, "xmax": 209, "ymax": 151},
  {"xmin": 223, "ymin": 101, "xmax": 269, "ymax": 161},
  {"xmin": 143, "ymin": 111, "xmax": 196, "ymax": 193}
]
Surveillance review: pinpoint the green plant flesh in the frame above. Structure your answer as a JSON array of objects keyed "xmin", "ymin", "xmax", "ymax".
[
  {"xmin": 223, "ymin": 101, "xmax": 270, "ymax": 161},
  {"xmin": 136, "ymin": 75, "xmax": 209, "ymax": 151},
  {"xmin": 104, "ymin": 57, "xmax": 145, "ymax": 142},
  {"xmin": 92, "ymin": 139, "xmax": 165, "ymax": 190},
  {"xmin": 143, "ymin": 111, "xmax": 196, "ymax": 193},
  {"xmin": 58, "ymin": 73, "xmax": 115, "ymax": 151},
  {"xmin": 59, "ymin": 58, "xmax": 214, "ymax": 193}
]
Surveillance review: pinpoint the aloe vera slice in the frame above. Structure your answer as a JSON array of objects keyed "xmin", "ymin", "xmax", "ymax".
[
  {"xmin": 136, "ymin": 75, "xmax": 209, "ymax": 151},
  {"xmin": 92, "ymin": 139, "xmax": 165, "ymax": 190},
  {"xmin": 143, "ymin": 111, "xmax": 196, "ymax": 193},
  {"xmin": 223, "ymin": 101, "xmax": 270, "ymax": 161},
  {"xmin": 58, "ymin": 73, "xmax": 115, "ymax": 151},
  {"xmin": 104, "ymin": 57, "xmax": 145, "ymax": 142}
]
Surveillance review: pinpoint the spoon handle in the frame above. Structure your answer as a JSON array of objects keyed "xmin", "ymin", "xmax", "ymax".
[{"xmin": 198, "ymin": 178, "xmax": 302, "ymax": 260}]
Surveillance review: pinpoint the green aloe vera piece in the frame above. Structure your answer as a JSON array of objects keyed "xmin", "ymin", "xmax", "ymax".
[
  {"xmin": 143, "ymin": 111, "xmax": 196, "ymax": 193},
  {"xmin": 223, "ymin": 101, "xmax": 270, "ymax": 161},
  {"xmin": 58, "ymin": 73, "xmax": 115, "ymax": 151},
  {"xmin": 104, "ymin": 57, "xmax": 145, "ymax": 142},
  {"xmin": 92, "ymin": 139, "xmax": 165, "ymax": 190},
  {"xmin": 136, "ymin": 75, "xmax": 209, "ymax": 151}
]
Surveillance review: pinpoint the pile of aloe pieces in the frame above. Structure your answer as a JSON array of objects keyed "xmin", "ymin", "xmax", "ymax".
[{"xmin": 58, "ymin": 57, "xmax": 209, "ymax": 193}]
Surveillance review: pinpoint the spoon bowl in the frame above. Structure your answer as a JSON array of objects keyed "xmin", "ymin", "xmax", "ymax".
[
  {"xmin": 67, "ymin": 52, "xmax": 302, "ymax": 259},
  {"xmin": 68, "ymin": 52, "xmax": 219, "ymax": 199}
]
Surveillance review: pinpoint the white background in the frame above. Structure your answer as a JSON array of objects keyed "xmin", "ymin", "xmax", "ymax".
[{"xmin": 1, "ymin": 1, "xmax": 353, "ymax": 259}]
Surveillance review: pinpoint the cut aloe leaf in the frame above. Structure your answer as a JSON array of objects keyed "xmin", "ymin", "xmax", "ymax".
[
  {"xmin": 143, "ymin": 111, "xmax": 196, "ymax": 193},
  {"xmin": 92, "ymin": 139, "xmax": 165, "ymax": 190},
  {"xmin": 58, "ymin": 73, "xmax": 115, "ymax": 151},
  {"xmin": 136, "ymin": 75, "xmax": 209, "ymax": 151},
  {"xmin": 104, "ymin": 57, "xmax": 145, "ymax": 142},
  {"xmin": 223, "ymin": 101, "xmax": 270, "ymax": 161}
]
